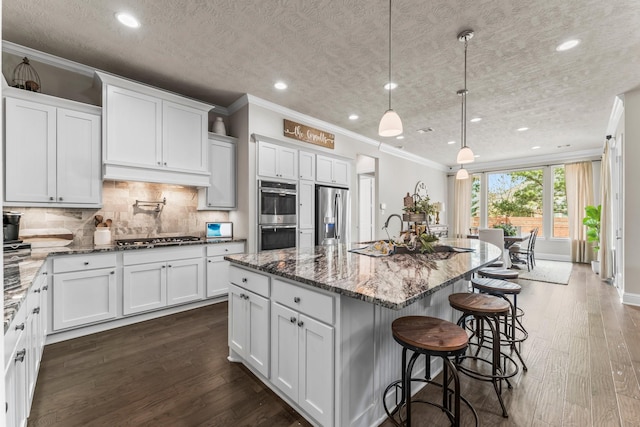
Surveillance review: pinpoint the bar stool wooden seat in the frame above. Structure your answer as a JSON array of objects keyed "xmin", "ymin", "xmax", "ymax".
[
  {"xmin": 471, "ymin": 277, "xmax": 528, "ymax": 370},
  {"xmin": 383, "ymin": 316, "xmax": 478, "ymax": 427},
  {"xmin": 449, "ymin": 293, "xmax": 519, "ymax": 418},
  {"xmin": 478, "ymin": 268, "xmax": 519, "ymax": 280}
]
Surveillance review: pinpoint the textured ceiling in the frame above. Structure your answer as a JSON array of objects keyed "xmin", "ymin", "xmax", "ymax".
[{"xmin": 3, "ymin": 0, "xmax": 640, "ymax": 167}]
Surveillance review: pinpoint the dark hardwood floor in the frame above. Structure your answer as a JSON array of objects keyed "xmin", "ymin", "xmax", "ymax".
[{"xmin": 28, "ymin": 263, "xmax": 640, "ymax": 426}]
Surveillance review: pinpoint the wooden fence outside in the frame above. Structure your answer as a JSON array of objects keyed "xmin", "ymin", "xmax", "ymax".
[{"xmin": 470, "ymin": 217, "xmax": 569, "ymax": 238}]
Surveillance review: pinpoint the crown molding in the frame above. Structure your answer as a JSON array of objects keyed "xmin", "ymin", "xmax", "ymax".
[
  {"xmin": 3, "ymin": 40, "xmax": 96, "ymax": 77},
  {"xmin": 451, "ymin": 147, "xmax": 603, "ymax": 175},
  {"xmin": 240, "ymin": 94, "xmax": 448, "ymax": 171}
]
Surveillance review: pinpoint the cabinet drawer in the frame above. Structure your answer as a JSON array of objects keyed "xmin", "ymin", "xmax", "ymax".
[
  {"xmin": 272, "ymin": 279, "xmax": 334, "ymax": 325},
  {"xmin": 207, "ymin": 242, "xmax": 245, "ymax": 257},
  {"xmin": 4, "ymin": 302, "xmax": 27, "ymax": 370},
  {"xmin": 53, "ymin": 253, "xmax": 117, "ymax": 273},
  {"xmin": 123, "ymin": 246, "xmax": 204, "ymax": 265},
  {"xmin": 229, "ymin": 266, "xmax": 269, "ymax": 298}
]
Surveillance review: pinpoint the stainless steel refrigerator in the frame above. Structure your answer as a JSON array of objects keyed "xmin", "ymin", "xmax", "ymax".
[{"xmin": 316, "ymin": 185, "xmax": 350, "ymax": 245}]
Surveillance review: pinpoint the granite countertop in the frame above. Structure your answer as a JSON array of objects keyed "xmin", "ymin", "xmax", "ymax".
[
  {"xmin": 3, "ymin": 238, "xmax": 246, "ymax": 332},
  {"xmin": 225, "ymin": 238, "xmax": 501, "ymax": 310}
]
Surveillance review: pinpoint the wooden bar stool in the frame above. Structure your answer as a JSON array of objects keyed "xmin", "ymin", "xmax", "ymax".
[
  {"xmin": 383, "ymin": 316, "xmax": 478, "ymax": 427},
  {"xmin": 471, "ymin": 277, "xmax": 528, "ymax": 370},
  {"xmin": 449, "ymin": 293, "xmax": 519, "ymax": 418},
  {"xmin": 478, "ymin": 268, "xmax": 519, "ymax": 280}
]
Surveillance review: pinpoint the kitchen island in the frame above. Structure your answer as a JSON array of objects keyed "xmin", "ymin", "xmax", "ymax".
[{"xmin": 224, "ymin": 238, "xmax": 501, "ymax": 427}]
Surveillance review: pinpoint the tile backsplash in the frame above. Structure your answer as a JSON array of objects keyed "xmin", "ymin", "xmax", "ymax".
[{"xmin": 15, "ymin": 181, "xmax": 229, "ymax": 246}]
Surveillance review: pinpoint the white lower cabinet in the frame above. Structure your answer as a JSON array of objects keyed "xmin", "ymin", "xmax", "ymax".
[
  {"xmin": 270, "ymin": 280, "xmax": 334, "ymax": 427},
  {"xmin": 228, "ymin": 283, "xmax": 270, "ymax": 378},
  {"xmin": 123, "ymin": 247, "xmax": 204, "ymax": 315},
  {"xmin": 52, "ymin": 255, "xmax": 117, "ymax": 331},
  {"xmin": 206, "ymin": 242, "xmax": 245, "ymax": 297}
]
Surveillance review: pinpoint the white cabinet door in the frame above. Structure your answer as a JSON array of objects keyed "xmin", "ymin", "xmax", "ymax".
[
  {"xmin": 123, "ymin": 262, "xmax": 167, "ymax": 315},
  {"xmin": 5, "ymin": 352, "xmax": 18, "ymax": 427},
  {"xmin": 56, "ymin": 108, "xmax": 101, "ymax": 204},
  {"xmin": 166, "ymin": 258, "xmax": 204, "ymax": 306},
  {"xmin": 206, "ymin": 139, "xmax": 236, "ymax": 209},
  {"xmin": 207, "ymin": 257, "xmax": 230, "ymax": 297},
  {"xmin": 53, "ymin": 268, "xmax": 117, "ymax": 329},
  {"xmin": 332, "ymin": 159, "xmax": 350, "ymax": 186},
  {"xmin": 315, "ymin": 155, "xmax": 333, "ymax": 184},
  {"xmin": 246, "ymin": 291, "xmax": 270, "ymax": 378},
  {"xmin": 162, "ymin": 100, "xmax": 207, "ymax": 171},
  {"xmin": 278, "ymin": 146, "xmax": 298, "ymax": 180},
  {"xmin": 105, "ymin": 85, "xmax": 162, "ymax": 167},
  {"xmin": 11, "ymin": 333, "xmax": 28, "ymax": 427},
  {"xmin": 258, "ymin": 141, "xmax": 298, "ymax": 180},
  {"xmin": 229, "ymin": 284, "xmax": 247, "ymax": 356},
  {"xmin": 271, "ymin": 302, "xmax": 299, "ymax": 402},
  {"xmin": 298, "ymin": 180, "xmax": 315, "ymax": 229},
  {"xmin": 299, "ymin": 151, "xmax": 315, "ymax": 180},
  {"xmin": 258, "ymin": 141, "xmax": 279, "ymax": 178},
  {"xmin": 299, "ymin": 314, "xmax": 334, "ymax": 427},
  {"xmin": 298, "ymin": 229, "xmax": 314, "ymax": 250},
  {"xmin": 5, "ymin": 97, "xmax": 56, "ymax": 203}
]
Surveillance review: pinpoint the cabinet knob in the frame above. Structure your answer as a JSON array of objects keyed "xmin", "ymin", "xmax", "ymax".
[
  {"xmin": 43, "ymin": 272, "xmax": 48, "ymax": 275},
  {"xmin": 297, "ymin": 321, "xmax": 304, "ymax": 327},
  {"xmin": 34, "ymin": 288, "xmax": 41, "ymax": 293},
  {"xmin": 59, "ymin": 197, "xmax": 64, "ymax": 201},
  {"xmin": 84, "ymin": 262, "xmax": 89, "ymax": 265},
  {"xmin": 43, "ymin": 285, "xmax": 48, "ymax": 291},
  {"xmin": 162, "ymin": 265, "xmax": 166, "ymax": 269},
  {"xmin": 208, "ymin": 260, "xmax": 212, "ymax": 263},
  {"xmin": 293, "ymin": 297, "xmax": 301, "ymax": 303},
  {"xmin": 225, "ymin": 249, "xmax": 229, "ymax": 252},
  {"xmin": 168, "ymin": 264, "xmax": 172, "ymax": 268},
  {"xmin": 110, "ymin": 271, "xmax": 115, "ymax": 275},
  {"xmin": 242, "ymin": 277, "xmax": 247, "ymax": 283},
  {"xmin": 164, "ymin": 162, "xmax": 167, "ymax": 166},
  {"xmin": 157, "ymin": 161, "xmax": 162, "ymax": 165},
  {"xmin": 33, "ymin": 307, "xmax": 40, "ymax": 314},
  {"xmin": 290, "ymin": 317, "xmax": 296, "ymax": 323},
  {"xmin": 49, "ymin": 196, "xmax": 54, "ymax": 201},
  {"xmin": 15, "ymin": 323, "xmax": 25, "ymax": 331},
  {"xmin": 15, "ymin": 349, "xmax": 26, "ymax": 363}
]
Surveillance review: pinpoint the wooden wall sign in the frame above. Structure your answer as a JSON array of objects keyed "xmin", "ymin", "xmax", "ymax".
[{"xmin": 283, "ymin": 119, "xmax": 335, "ymax": 149}]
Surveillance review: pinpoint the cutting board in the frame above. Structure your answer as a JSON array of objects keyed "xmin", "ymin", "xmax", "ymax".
[{"xmin": 20, "ymin": 228, "xmax": 74, "ymax": 247}]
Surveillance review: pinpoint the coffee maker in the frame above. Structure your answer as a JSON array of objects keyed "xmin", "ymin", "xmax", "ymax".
[{"xmin": 3, "ymin": 211, "xmax": 23, "ymax": 243}]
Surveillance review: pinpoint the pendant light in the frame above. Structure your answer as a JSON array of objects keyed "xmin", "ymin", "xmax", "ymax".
[
  {"xmin": 456, "ymin": 29, "xmax": 474, "ymax": 165},
  {"xmin": 456, "ymin": 165, "xmax": 469, "ymax": 180},
  {"xmin": 378, "ymin": 0, "xmax": 403, "ymax": 137}
]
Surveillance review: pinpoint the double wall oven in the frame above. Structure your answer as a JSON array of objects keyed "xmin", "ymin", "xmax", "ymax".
[{"xmin": 258, "ymin": 180, "xmax": 297, "ymax": 251}]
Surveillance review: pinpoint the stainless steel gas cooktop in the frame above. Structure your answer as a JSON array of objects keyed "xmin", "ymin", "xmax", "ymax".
[{"xmin": 114, "ymin": 236, "xmax": 201, "ymax": 247}]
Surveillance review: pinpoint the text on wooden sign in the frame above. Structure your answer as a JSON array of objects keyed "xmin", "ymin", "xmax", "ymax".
[{"xmin": 283, "ymin": 120, "xmax": 335, "ymax": 149}]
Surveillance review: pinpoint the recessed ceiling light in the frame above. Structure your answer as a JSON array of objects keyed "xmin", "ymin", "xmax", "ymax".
[
  {"xmin": 384, "ymin": 82, "xmax": 398, "ymax": 90},
  {"xmin": 274, "ymin": 81, "xmax": 288, "ymax": 90},
  {"xmin": 348, "ymin": 114, "xmax": 359, "ymax": 120},
  {"xmin": 470, "ymin": 117, "xmax": 482, "ymax": 123},
  {"xmin": 532, "ymin": 146, "xmax": 541, "ymax": 150},
  {"xmin": 396, "ymin": 135, "xmax": 404, "ymax": 140},
  {"xmin": 517, "ymin": 127, "xmax": 529, "ymax": 132},
  {"xmin": 115, "ymin": 12, "xmax": 140, "ymax": 28},
  {"xmin": 447, "ymin": 140, "xmax": 456, "ymax": 145},
  {"xmin": 556, "ymin": 39, "xmax": 580, "ymax": 51}
]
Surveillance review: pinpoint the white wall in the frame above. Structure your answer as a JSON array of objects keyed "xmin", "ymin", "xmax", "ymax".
[{"xmin": 242, "ymin": 102, "xmax": 448, "ymax": 251}]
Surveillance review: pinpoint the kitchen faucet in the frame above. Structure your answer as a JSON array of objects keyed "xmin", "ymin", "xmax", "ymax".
[{"xmin": 383, "ymin": 214, "xmax": 403, "ymax": 231}]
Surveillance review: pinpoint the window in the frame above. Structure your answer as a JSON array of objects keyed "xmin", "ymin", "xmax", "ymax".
[
  {"xmin": 487, "ymin": 169, "xmax": 544, "ymax": 237},
  {"xmin": 470, "ymin": 174, "xmax": 481, "ymax": 233},
  {"xmin": 553, "ymin": 166, "xmax": 568, "ymax": 238}
]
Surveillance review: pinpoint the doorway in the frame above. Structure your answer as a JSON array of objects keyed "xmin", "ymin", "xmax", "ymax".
[{"xmin": 356, "ymin": 155, "xmax": 377, "ymax": 243}]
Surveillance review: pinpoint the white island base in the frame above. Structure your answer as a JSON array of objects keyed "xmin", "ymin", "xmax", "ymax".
[{"xmin": 226, "ymin": 266, "xmax": 472, "ymax": 427}]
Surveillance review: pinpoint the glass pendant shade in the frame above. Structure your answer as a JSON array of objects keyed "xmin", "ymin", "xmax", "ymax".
[
  {"xmin": 378, "ymin": 109, "xmax": 403, "ymax": 137},
  {"xmin": 456, "ymin": 167, "xmax": 469, "ymax": 180},
  {"xmin": 456, "ymin": 146, "xmax": 475, "ymax": 164}
]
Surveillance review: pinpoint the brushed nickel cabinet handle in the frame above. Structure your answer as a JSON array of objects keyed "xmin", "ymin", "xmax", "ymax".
[
  {"xmin": 290, "ymin": 317, "xmax": 296, "ymax": 323},
  {"xmin": 242, "ymin": 277, "xmax": 248, "ymax": 283},
  {"xmin": 33, "ymin": 288, "xmax": 41, "ymax": 293},
  {"xmin": 33, "ymin": 307, "xmax": 40, "ymax": 314},
  {"xmin": 294, "ymin": 297, "xmax": 301, "ymax": 303},
  {"xmin": 84, "ymin": 262, "xmax": 89, "ymax": 265},
  {"xmin": 297, "ymin": 321, "xmax": 304, "ymax": 327},
  {"xmin": 15, "ymin": 323, "xmax": 25, "ymax": 331},
  {"xmin": 15, "ymin": 349, "xmax": 26, "ymax": 363}
]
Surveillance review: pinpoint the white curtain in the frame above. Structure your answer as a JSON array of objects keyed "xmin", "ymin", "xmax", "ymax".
[
  {"xmin": 565, "ymin": 162, "xmax": 594, "ymax": 263},
  {"xmin": 600, "ymin": 139, "xmax": 613, "ymax": 278},
  {"xmin": 453, "ymin": 176, "xmax": 472, "ymax": 238}
]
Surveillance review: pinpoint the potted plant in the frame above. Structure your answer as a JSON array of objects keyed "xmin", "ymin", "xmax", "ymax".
[
  {"xmin": 493, "ymin": 222, "xmax": 517, "ymax": 237},
  {"xmin": 583, "ymin": 204, "xmax": 601, "ymax": 274}
]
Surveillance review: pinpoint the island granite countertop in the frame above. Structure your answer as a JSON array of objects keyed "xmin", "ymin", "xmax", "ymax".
[
  {"xmin": 4, "ymin": 239, "xmax": 246, "ymax": 332},
  {"xmin": 224, "ymin": 238, "xmax": 501, "ymax": 310}
]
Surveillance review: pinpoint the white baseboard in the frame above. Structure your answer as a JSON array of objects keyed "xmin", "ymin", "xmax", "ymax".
[
  {"xmin": 622, "ymin": 291, "xmax": 640, "ymax": 307},
  {"xmin": 535, "ymin": 253, "xmax": 572, "ymax": 262}
]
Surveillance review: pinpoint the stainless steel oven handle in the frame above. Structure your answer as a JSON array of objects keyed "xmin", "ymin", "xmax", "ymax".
[
  {"xmin": 260, "ymin": 225, "xmax": 297, "ymax": 229},
  {"xmin": 260, "ymin": 188, "xmax": 297, "ymax": 195}
]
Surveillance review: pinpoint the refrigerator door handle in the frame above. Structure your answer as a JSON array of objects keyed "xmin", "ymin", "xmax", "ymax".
[{"xmin": 335, "ymin": 193, "xmax": 341, "ymax": 239}]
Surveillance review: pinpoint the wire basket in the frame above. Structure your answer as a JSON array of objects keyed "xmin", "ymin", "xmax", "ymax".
[{"xmin": 12, "ymin": 57, "xmax": 41, "ymax": 92}]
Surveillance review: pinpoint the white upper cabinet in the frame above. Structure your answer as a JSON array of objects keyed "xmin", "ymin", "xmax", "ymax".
[
  {"xmin": 4, "ymin": 94, "xmax": 101, "ymax": 207},
  {"xmin": 199, "ymin": 134, "xmax": 237, "ymax": 210},
  {"xmin": 298, "ymin": 180, "xmax": 315, "ymax": 230},
  {"xmin": 298, "ymin": 151, "xmax": 315, "ymax": 180},
  {"xmin": 316, "ymin": 154, "xmax": 350, "ymax": 187},
  {"xmin": 258, "ymin": 141, "xmax": 298, "ymax": 181},
  {"xmin": 97, "ymin": 72, "xmax": 211, "ymax": 187}
]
